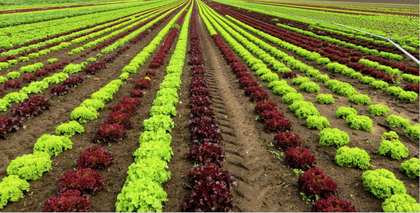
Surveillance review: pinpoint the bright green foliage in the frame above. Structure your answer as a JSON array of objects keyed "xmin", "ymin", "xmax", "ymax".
[
  {"xmin": 314, "ymin": 74, "xmax": 329, "ymax": 83},
  {"xmin": 0, "ymin": 76, "xmax": 7, "ymax": 84},
  {"xmin": 316, "ymin": 58, "xmax": 330, "ymax": 65},
  {"xmin": 382, "ymin": 131, "xmax": 399, "ymax": 141},
  {"xmin": 80, "ymin": 99, "xmax": 105, "ymax": 110},
  {"xmin": 307, "ymin": 116, "xmax": 330, "ymax": 130},
  {"xmin": 156, "ymin": 88, "xmax": 178, "ymax": 100},
  {"xmin": 292, "ymin": 77, "xmax": 310, "ymax": 85},
  {"xmin": 400, "ymin": 158, "xmax": 419, "ymax": 179},
  {"xmin": 398, "ymin": 91, "xmax": 418, "ymax": 102},
  {"xmin": 331, "ymin": 82, "xmax": 357, "ymax": 97},
  {"xmin": 126, "ymin": 157, "xmax": 171, "ymax": 184},
  {"xmin": 377, "ymin": 139, "xmax": 409, "ymax": 160},
  {"xmin": 295, "ymin": 107, "xmax": 320, "ymax": 119},
  {"xmin": 0, "ymin": 62, "xmax": 9, "ymax": 69},
  {"xmin": 261, "ymin": 73, "xmax": 279, "ymax": 82},
  {"xmin": 7, "ymin": 152, "xmax": 52, "ymax": 181},
  {"xmin": 369, "ymin": 104, "xmax": 390, "ymax": 116},
  {"xmin": 372, "ymin": 80, "xmax": 389, "ymax": 89},
  {"xmin": 255, "ymin": 68, "xmax": 271, "ymax": 76},
  {"xmin": 335, "ymin": 146, "xmax": 370, "ymax": 170},
  {"xmin": 18, "ymin": 57, "xmax": 29, "ymax": 62},
  {"xmin": 382, "ymin": 194, "xmax": 420, "ymax": 212},
  {"xmin": 252, "ymin": 63, "xmax": 267, "ymax": 71},
  {"xmin": 100, "ymin": 83, "xmax": 120, "ymax": 95},
  {"xmin": 63, "ymin": 63, "xmax": 83, "ymax": 74},
  {"xmin": 268, "ymin": 80, "xmax": 287, "ymax": 89},
  {"xmin": 325, "ymin": 79, "xmax": 342, "ymax": 90},
  {"xmin": 273, "ymin": 85, "xmax": 297, "ymax": 96},
  {"xmin": 404, "ymin": 124, "xmax": 419, "ymax": 140},
  {"xmin": 47, "ymin": 58, "xmax": 58, "ymax": 64},
  {"xmin": 33, "ymin": 134, "xmax": 73, "ymax": 157},
  {"xmin": 342, "ymin": 68, "xmax": 355, "ymax": 76},
  {"xmin": 306, "ymin": 69, "xmax": 320, "ymax": 77},
  {"xmin": 0, "ymin": 100, "xmax": 11, "ymax": 112},
  {"xmin": 115, "ymin": 178, "xmax": 168, "ymax": 212},
  {"xmin": 387, "ymin": 114, "xmax": 410, "ymax": 129},
  {"xmin": 7, "ymin": 71, "xmax": 20, "ymax": 79},
  {"xmin": 386, "ymin": 86, "xmax": 404, "ymax": 96},
  {"xmin": 362, "ymin": 169, "xmax": 406, "ymax": 199},
  {"xmin": 8, "ymin": 60, "xmax": 17, "ymax": 66},
  {"xmin": 28, "ymin": 53, "xmax": 39, "ymax": 59},
  {"xmin": 349, "ymin": 94, "xmax": 371, "ymax": 106},
  {"xmin": 282, "ymin": 93, "xmax": 304, "ymax": 104},
  {"xmin": 150, "ymin": 105, "xmax": 177, "ymax": 117},
  {"xmin": 134, "ymin": 140, "xmax": 173, "ymax": 162},
  {"xmin": 300, "ymin": 82, "xmax": 320, "ymax": 93},
  {"xmin": 336, "ymin": 106, "xmax": 357, "ymax": 118},
  {"xmin": 139, "ymin": 130, "xmax": 171, "ymax": 145},
  {"xmin": 87, "ymin": 57, "xmax": 97, "ymax": 62},
  {"xmin": 0, "ymin": 175, "xmax": 30, "ymax": 209},
  {"xmin": 361, "ymin": 76, "xmax": 375, "ymax": 84},
  {"xmin": 43, "ymin": 73, "xmax": 68, "ymax": 84},
  {"xmin": 153, "ymin": 96, "xmax": 178, "ymax": 106},
  {"xmin": 70, "ymin": 106, "xmax": 99, "ymax": 124},
  {"xmin": 119, "ymin": 73, "xmax": 129, "ymax": 81},
  {"xmin": 20, "ymin": 81, "xmax": 49, "ymax": 94},
  {"xmin": 55, "ymin": 121, "xmax": 85, "ymax": 137},
  {"xmin": 122, "ymin": 65, "xmax": 137, "ymax": 74},
  {"xmin": 4, "ymin": 92, "xmax": 28, "ymax": 103},
  {"xmin": 91, "ymin": 91, "xmax": 113, "ymax": 103},
  {"xmin": 143, "ymin": 115, "xmax": 174, "ymax": 132},
  {"xmin": 97, "ymin": 53, "xmax": 103, "ymax": 58},
  {"xmin": 350, "ymin": 72, "xmax": 363, "ymax": 79},
  {"xmin": 402, "ymin": 74, "xmax": 420, "ymax": 83},
  {"xmin": 346, "ymin": 115, "xmax": 373, "ymax": 132},
  {"xmin": 316, "ymin": 94, "xmax": 334, "ymax": 104},
  {"xmin": 290, "ymin": 101, "xmax": 314, "ymax": 112},
  {"xmin": 318, "ymin": 128, "xmax": 350, "ymax": 147},
  {"xmin": 20, "ymin": 63, "xmax": 43, "ymax": 73}
]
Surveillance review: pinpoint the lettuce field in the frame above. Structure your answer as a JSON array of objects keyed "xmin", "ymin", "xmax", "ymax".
[{"xmin": 0, "ymin": 0, "xmax": 418, "ymax": 212}]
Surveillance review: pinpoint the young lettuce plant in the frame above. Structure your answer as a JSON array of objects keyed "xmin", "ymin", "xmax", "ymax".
[
  {"xmin": 316, "ymin": 94, "xmax": 334, "ymax": 104},
  {"xmin": 335, "ymin": 146, "xmax": 370, "ymax": 170},
  {"xmin": 7, "ymin": 152, "xmax": 52, "ymax": 180},
  {"xmin": 33, "ymin": 134, "xmax": 73, "ymax": 157},
  {"xmin": 368, "ymin": 104, "xmax": 390, "ymax": 116},
  {"xmin": 362, "ymin": 169, "xmax": 406, "ymax": 199},
  {"xmin": 346, "ymin": 115, "xmax": 373, "ymax": 132},
  {"xmin": 55, "ymin": 121, "xmax": 84, "ymax": 137},
  {"xmin": 387, "ymin": 114, "xmax": 410, "ymax": 129},
  {"xmin": 382, "ymin": 194, "xmax": 419, "ymax": 213},
  {"xmin": 377, "ymin": 139, "xmax": 409, "ymax": 160},
  {"xmin": 318, "ymin": 128, "xmax": 350, "ymax": 147},
  {"xmin": 404, "ymin": 124, "xmax": 419, "ymax": 140},
  {"xmin": 0, "ymin": 175, "xmax": 30, "ymax": 209},
  {"xmin": 336, "ymin": 106, "xmax": 357, "ymax": 118},
  {"xmin": 399, "ymin": 158, "xmax": 419, "ymax": 179},
  {"xmin": 307, "ymin": 116, "xmax": 330, "ymax": 130},
  {"xmin": 349, "ymin": 94, "xmax": 371, "ymax": 106}
]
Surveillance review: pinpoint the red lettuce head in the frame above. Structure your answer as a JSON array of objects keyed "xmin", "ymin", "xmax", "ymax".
[
  {"xmin": 77, "ymin": 146, "xmax": 115, "ymax": 170},
  {"xmin": 43, "ymin": 189, "xmax": 91, "ymax": 212},
  {"xmin": 298, "ymin": 167, "xmax": 337, "ymax": 199},
  {"xmin": 312, "ymin": 197, "xmax": 357, "ymax": 212},
  {"xmin": 58, "ymin": 168, "xmax": 105, "ymax": 194},
  {"xmin": 273, "ymin": 132, "xmax": 301, "ymax": 150},
  {"xmin": 93, "ymin": 123, "xmax": 127, "ymax": 143},
  {"xmin": 284, "ymin": 147, "xmax": 317, "ymax": 170}
]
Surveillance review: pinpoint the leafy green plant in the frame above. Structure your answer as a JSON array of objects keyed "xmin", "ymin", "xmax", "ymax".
[
  {"xmin": 316, "ymin": 58, "xmax": 330, "ymax": 65},
  {"xmin": 87, "ymin": 57, "xmax": 96, "ymax": 63},
  {"xmin": 96, "ymin": 53, "xmax": 103, "ymax": 58},
  {"xmin": 293, "ymin": 168, "xmax": 304, "ymax": 176},
  {"xmin": 377, "ymin": 139, "xmax": 409, "ymax": 160},
  {"xmin": 139, "ymin": 129, "xmax": 171, "ymax": 145},
  {"xmin": 295, "ymin": 106, "xmax": 320, "ymax": 119},
  {"xmin": 402, "ymin": 74, "xmax": 419, "ymax": 83},
  {"xmin": 346, "ymin": 115, "xmax": 373, "ymax": 132},
  {"xmin": 80, "ymin": 99, "xmax": 105, "ymax": 110},
  {"xmin": 316, "ymin": 94, "xmax": 334, "ymax": 104},
  {"xmin": 55, "ymin": 121, "xmax": 85, "ymax": 137},
  {"xmin": 133, "ymin": 140, "xmax": 173, "ymax": 162},
  {"xmin": 336, "ymin": 106, "xmax": 357, "ymax": 118},
  {"xmin": 306, "ymin": 116, "xmax": 330, "ymax": 129},
  {"xmin": 382, "ymin": 131, "xmax": 399, "ymax": 141},
  {"xmin": 331, "ymin": 82, "xmax": 357, "ymax": 97},
  {"xmin": 126, "ymin": 157, "xmax": 171, "ymax": 184},
  {"xmin": 372, "ymin": 80, "xmax": 389, "ymax": 89},
  {"xmin": 369, "ymin": 104, "xmax": 390, "ymax": 116},
  {"xmin": 282, "ymin": 93, "xmax": 304, "ymax": 104},
  {"xmin": 382, "ymin": 194, "xmax": 420, "ymax": 212},
  {"xmin": 399, "ymin": 157, "xmax": 419, "ymax": 179},
  {"xmin": 398, "ymin": 91, "xmax": 418, "ymax": 102},
  {"xmin": 47, "ymin": 58, "xmax": 58, "ymax": 64},
  {"xmin": 143, "ymin": 115, "xmax": 174, "ymax": 132},
  {"xmin": 0, "ymin": 100, "xmax": 11, "ymax": 111},
  {"xmin": 292, "ymin": 77, "xmax": 310, "ymax": 85},
  {"xmin": 18, "ymin": 57, "xmax": 29, "ymax": 62},
  {"xmin": 362, "ymin": 169, "xmax": 406, "ymax": 199},
  {"xmin": 4, "ymin": 92, "xmax": 28, "ymax": 103},
  {"xmin": 273, "ymin": 85, "xmax": 297, "ymax": 96},
  {"xmin": 361, "ymin": 76, "xmax": 375, "ymax": 84},
  {"xmin": 348, "ymin": 94, "xmax": 371, "ymax": 106},
  {"xmin": 314, "ymin": 74, "xmax": 329, "ymax": 82},
  {"xmin": 119, "ymin": 73, "xmax": 129, "ymax": 81},
  {"xmin": 404, "ymin": 124, "xmax": 419, "ymax": 140},
  {"xmin": 122, "ymin": 65, "xmax": 137, "ymax": 74},
  {"xmin": 63, "ymin": 63, "xmax": 83, "ymax": 74},
  {"xmin": 300, "ymin": 82, "xmax": 320, "ymax": 93},
  {"xmin": 386, "ymin": 86, "xmax": 404, "ymax": 96},
  {"xmin": 261, "ymin": 73, "xmax": 279, "ymax": 82},
  {"xmin": 0, "ymin": 76, "xmax": 7, "ymax": 84},
  {"xmin": 268, "ymin": 80, "xmax": 287, "ymax": 89},
  {"xmin": 318, "ymin": 128, "xmax": 350, "ymax": 147},
  {"xmin": 387, "ymin": 114, "xmax": 410, "ymax": 129},
  {"xmin": 8, "ymin": 60, "xmax": 17, "ymax": 66},
  {"xmin": 91, "ymin": 91, "xmax": 113, "ymax": 103},
  {"xmin": 290, "ymin": 101, "xmax": 314, "ymax": 112},
  {"xmin": 150, "ymin": 105, "xmax": 177, "ymax": 117},
  {"xmin": 43, "ymin": 73, "xmax": 68, "ymax": 84},
  {"xmin": 70, "ymin": 106, "xmax": 99, "ymax": 124},
  {"xmin": 34, "ymin": 134, "xmax": 73, "ymax": 157},
  {"xmin": 0, "ymin": 175, "xmax": 30, "ymax": 209},
  {"xmin": 7, "ymin": 71, "xmax": 20, "ymax": 80},
  {"xmin": 335, "ymin": 146, "xmax": 370, "ymax": 170},
  {"xmin": 350, "ymin": 72, "xmax": 363, "ymax": 79},
  {"xmin": 28, "ymin": 53, "xmax": 39, "ymax": 59},
  {"xmin": 7, "ymin": 152, "xmax": 52, "ymax": 180}
]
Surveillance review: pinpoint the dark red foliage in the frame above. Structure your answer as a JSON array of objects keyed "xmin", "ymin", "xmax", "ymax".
[
  {"xmin": 254, "ymin": 101, "xmax": 277, "ymax": 114},
  {"xmin": 186, "ymin": 142, "xmax": 225, "ymax": 167},
  {"xmin": 83, "ymin": 62, "xmax": 106, "ymax": 75},
  {"xmin": 189, "ymin": 116, "xmax": 223, "ymax": 144},
  {"xmin": 58, "ymin": 168, "xmax": 105, "ymax": 194},
  {"xmin": 145, "ymin": 70, "xmax": 156, "ymax": 76},
  {"xmin": 22, "ymin": 75, "xmax": 37, "ymax": 83},
  {"xmin": 42, "ymin": 189, "xmax": 91, "ymax": 212},
  {"xmin": 190, "ymin": 86, "xmax": 211, "ymax": 98},
  {"xmin": 284, "ymin": 147, "xmax": 317, "ymax": 170},
  {"xmin": 190, "ymin": 78, "xmax": 208, "ymax": 89},
  {"xmin": 190, "ymin": 105, "xmax": 215, "ymax": 118},
  {"xmin": 244, "ymin": 86, "xmax": 263, "ymax": 96},
  {"xmin": 80, "ymin": 54, "xmax": 86, "ymax": 57},
  {"xmin": 4, "ymin": 80, "xmax": 21, "ymax": 89},
  {"xmin": 119, "ymin": 96, "xmax": 142, "ymax": 109},
  {"xmin": 189, "ymin": 96, "xmax": 213, "ymax": 107},
  {"xmin": 264, "ymin": 116, "xmax": 292, "ymax": 133},
  {"xmin": 238, "ymin": 76, "xmax": 258, "ymax": 88},
  {"xmin": 370, "ymin": 71, "xmax": 386, "ymax": 78},
  {"xmin": 51, "ymin": 85, "xmax": 70, "ymax": 96},
  {"xmin": 129, "ymin": 89, "xmax": 144, "ymax": 98},
  {"xmin": 258, "ymin": 109, "xmax": 284, "ymax": 122},
  {"xmin": 298, "ymin": 167, "xmax": 338, "ymax": 199},
  {"xmin": 283, "ymin": 72, "xmax": 297, "ymax": 79},
  {"xmin": 347, "ymin": 62, "xmax": 364, "ymax": 71},
  {"xmin": 112, "ymin": 104, "xmax": 137, "ymax": 115},
  {"xmin": 361, "ymin": 67, "xmax": 375, "ymax": 75},
  {"xmin": 0, "ymin": 117, "xmax": 22, "ymax": 138},
  {"xmin": 77, "ymin": 146, "xmax": 115, "ymax": 170},
  {"xmin": 93, "ymin": 123, "xmax": 126, "ymax": 143},
  {"xmin": 0, "ymin": 88, "xmax": 4, "ymax": 96},
  {"xmin": 405, "ymin": 67, "xmax": 419, "ymax": 75},
  {"xmin": 312, "ymin": 197, "xmax": 357, "ymax": 212},
  {"xmin": 273, "ymin": 132, "xmax": 301, "ymax": 150},
  {"xmin": 11, "ymin": 96, "xmax": 50, "ymax": 118},
  {"xmin": 6, "ymin": 55, "xmax": 16, "ymax": 60},
  {"xmin": 404, "ymin": 83, "xmax": 419, "ymax": 93},
  {"xmin": 190, "ymin": 65, "xmax": 205, "ymax": 75},
  {"xmin": 250, "ymin": 90, "xmax": 269, "ymax": 102},
  {"xmin": 350, "ymin": 56, "xmax": 362, "ymax": 62},
  {"xmin": 134, "ymin": 78, "xmax": 151, "ymax": 89},
  {"xmin": 382, "ymin": 75, "xmax": 397, "ymax": 83},
  {"xmin": 61, "ymin": 76, "xmax": 85, "ymax": 88},
  {"xmin": 104, "ymin": 112, "xmax": 133, "ymax": 130},
  {"xmin": 185, "ymin": 163, "xmax": 236, "ymax": 190},
  {"xmin": 35, "ymin": 70, "xmax": 49, "ymax": 77},
  {"xmin": 236, "ymin": 71, "xmax": 251, "ymax": 78}
]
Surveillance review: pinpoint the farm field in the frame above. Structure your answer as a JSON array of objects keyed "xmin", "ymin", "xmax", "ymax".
[{"xmin": 0, "ymin": 0, "xmax": 418, "ymax": 212}]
